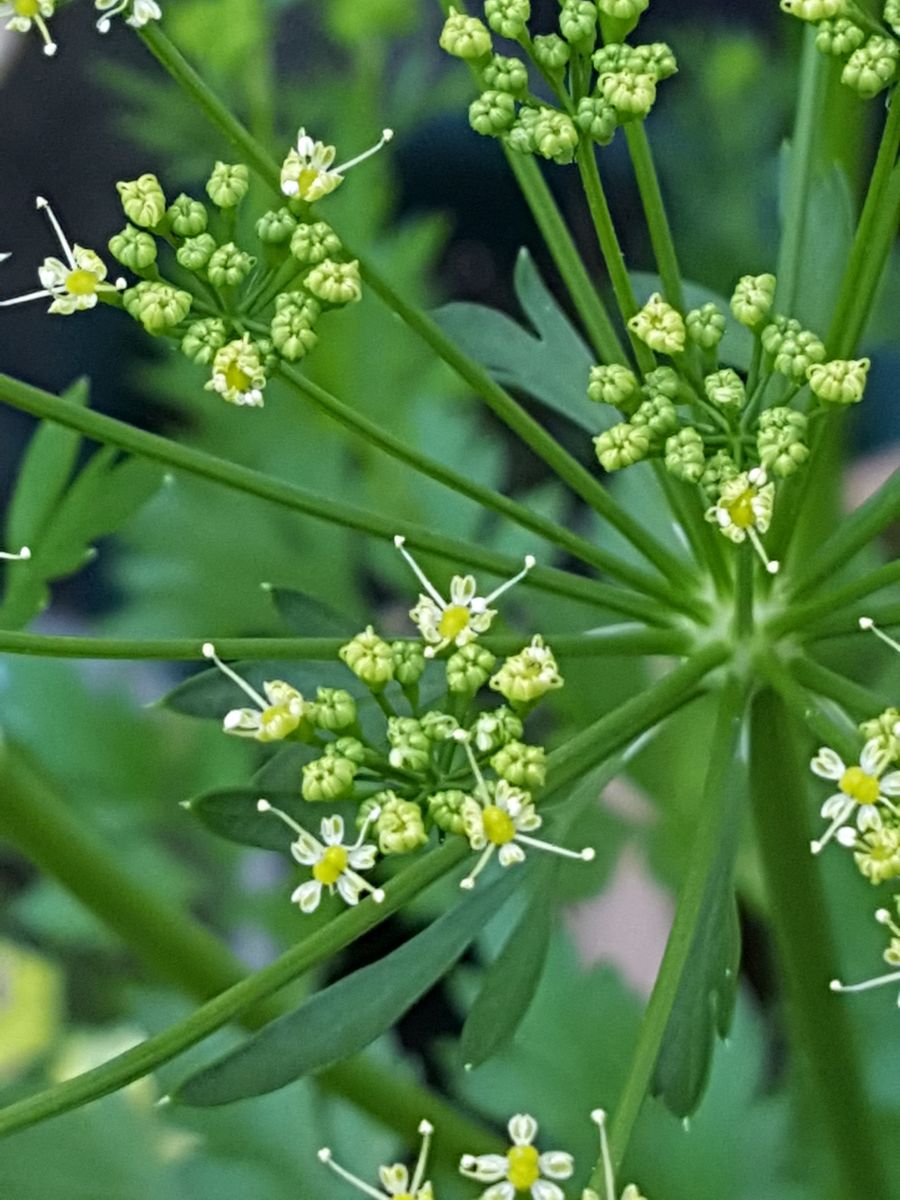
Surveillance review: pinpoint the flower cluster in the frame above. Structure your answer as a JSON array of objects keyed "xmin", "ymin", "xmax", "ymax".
[
  {"xmin": 200, "ymin": 543, "xmax": 592, "ymax": 913},
  {"xmin": 780, "ymin": 0, "xmax": 900, "ymax": 99},
  {"xmin": 316, "ymin": 1109, "xmax": 648, "ymax": 1200},
  {"xmin": 588, "ymin": 273, "xmax": 870, "ymax": 573},
  {"xmin": 2, "ymin": 130, "xmax": 391, "ymax": 407},
  {"xmin": 438, "ymin": 2, "xmax": 674, "ymax": 163},
  {"xmin": 0, "ymin": 0, "xmax": 161, "ymax": 57}
]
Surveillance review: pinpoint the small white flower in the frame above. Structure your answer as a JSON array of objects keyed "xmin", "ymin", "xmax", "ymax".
[
  {"xmin": 394, "ymin": 535, "xmax": 535, "ymax": 657},
  {"xmin": 830, "ymin": 900, "xmax": 900, "ymax": 1006},
  {"xmin": 204, "ymin": 334, "xmax": 267, "ymax": 407},
  {"xmin": 318, "ymin": 1119, "xmax": 435, "ymax": 1200},
  {"xmin": 460, "ymin": 1113, "xmax": 574, "ymax": 1200},
  {"xmin": 281, "ymin": 127, "xmax": 393, "ymax": 201},
  {"xmin": 201, "ymin": 642, "xmax": 308, "ymax": 742},
  {"xmin": 1, "ymin": 0, "xmax": 57, "ymax": 56},
  {"xmin": 454, "ymin": 732, "xmax": 593, "ymax": 889},
  {"xmin": 257, "ymin": 800, "xmax": 384, "ymax": 913},
  {"xmin": 809, "ymin": 738, "xmax": 900, "ymax": 853},
  {"xmin": 0, "ymin": 198, "xmax": 124, "ymax": 315},
  {"xmin": 705, "ymin": 466, "xmax": 779, "ymax": 573},
  {"xmin": 95, "ymin": 0, "xmax": 161, "ymax": 33}
]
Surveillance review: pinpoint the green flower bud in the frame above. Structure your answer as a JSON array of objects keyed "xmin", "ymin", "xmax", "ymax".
[
  {"xmin": 324, "ymin": 735, "xmax": 367, "ymax": 765},
  {"xmin": 815, "ymin": 16, "xmax": 865, "ymax": 55},
  {"xmin": 704, "ymin": 367, "xmax": 746, "ymax": 409},
  {"xmin": 859, "ymin": 707, "xmax": 900, "ymax": 761},
  {"xmin": 597, "ymin": 70, "xmax": 657, "ymax": 119},
  {"xmin": 167, "ymin": 194, "xmax": 208, "ymax": 238},
  {"xmin": 360, "ymin": 792, "xmax": 428, "ymax": 855},
  {"xmin": 631, "ymin": 42, "xmax": 678, "ymax": 80},
  {"xmin": 181, "ymin": 317, "xmax": 228, "ymax": 365},
  {"xmin": 483, "ymin": 53, "xmax": 529, "ymax": 95},
  {"xmin": 504, "ymin": 105, "xmax": 542, "ymax": 155},
  {"xmin": 117, "ymin": 174, "xmax": 166, "ymax": 229},
  {"xmin": 700, "ymin": 449, "xmax": 739, "ymax": 501},
  {"xmin": 631, "ymin": 395, "xmax": 679, "ymax": 444},
  {"xmin": 446, "ymin": 642, "xmax": 497, "ymax": 693},
  {"xmin": 256, "ymin": 207, "xmax": 298, "ymax": 246},
  {"xmin": 575, "ymin": 96, "xmax": 618, "ymax": 144},
  {"xmin": 686, "ymin": 302, "xmax": 725, "ymax": 349},
  {"xmin": 384, "ymin": 642, "xmax": 423, "ymax": 688},
  {"xmin": 176, "ymin": 233, "xmax": 217, "ymax": 273},
  {"xmin": 206, "ymin": 162, "xmax": 250, "ymax": 208},
  {"xmin": 207, "ymin": 242, "xmax": 256, "ymax": 288},
  {"xmin": 628, "ymin": 292, "xmax": 685, "ymax": 354},
  {"xmin": 270, "ymin": 292, "xmax": 320, "ymax": 362},
  {"xmin": 664, "ymin": 427, "xmax": 705, "ymax": 483},
  {"xmin": 852, "ymin": 822, "xmax": 900, "ymax": 885},
  {"xmin": 440, "ymin": 7, "xmax": 492, "ymax": 58},
  {"xmin": 489, "ymin": 635, "xmax": 564, "ymax": 707},
  {"xmin": 301, "ymin": 754, "xmax": 357, "ymax": 802},
  {"xmin": 730, "ymin": 273, "xmax": 776, "ymax": 328},
  {"xmin": 757, "ymin": 407, "xmax": 809, "ymax": 478},
  {"xmin": 560, "ymin": 0, "xmax": 597, "ymax": 49},
  {"xmin": 420, "ymin": 710, "xmax": 460, "ymax": 741},
  {"xmin": 470, "ymin": 705, "xmax": 524, "ymax": 753},
  {"xmin": 428, "ymin": 789, "xmax": 472, "ymax": 836},
  {"xmin": 772, "ymin": 327, "xmax": 827, "ymax": 381},
  {"xmin": 305, "ymin": 258, "xmax": 362, "ymax": 305},
  {"xmin": 592, "ymin": 43, "xmax": 638, "ymax": 74},
  {"xmin": 596, "ymin": 0, "xmax": 648, "ymax": 18},
  {"xmin": 587, "ymin": 362, "xmax": 640, "ymax": 411},
  {"xmin": 532, "ymin": 33, "xmax": 570, "ymax": 73},
  {"xmin": 290, "ymin": 221, "xmax": 343, "ymax": 266},
  {"xmin": 531, "ymin": 108, "xmax": 579, "ymax": 164},
  {"xmin": 642, "ymin": 365, "xmax": 682, "ymax": 400},
  {"xmin": 339, "ymin": 626, "xmax": 395, "ymax": 690},
  {"xmin": 842, "ymin": 35, "xmax": 898, "ymax": 99},
  {"xmin": 123, "ymin": 280, "xmax": 192, "ymax": 335},
  {"xmin": 593, "ymin": 421, "xmax": 652, "ymax": 471},
  {"xmin": 108, "ymin": 224, "xmax": 157, "ymax": 271},
  {"xmin": 484, "ymin": 0, "xmax": 530, "ymax": 37},
  {"xmin": 807, "ymin": 357, "xmax": 870, "ymax": 404},
  {"xmin": 469, "ymin": 89, "xmax": 517, "ymax": 136},
  {"xmin": 491, "ymin": 740, "xmax": 547, "ymax": 789},
  {"xmin": 760, "ymin": 314, "xmax": 794, "ymax": 357},
  {"xmin": 310, "ymin": 687, "xmax": 357, "ymax": 731},
  {"xmin": 387, "ymin": 716, "xmax": 432, "ymax": 773},
  {"xmin": 886, "ymin": 0, "xmax": 900, "ymax": 37},
  {"xmin": 780, "ymin": 0, "xmax": 845, "ymax": 19}
]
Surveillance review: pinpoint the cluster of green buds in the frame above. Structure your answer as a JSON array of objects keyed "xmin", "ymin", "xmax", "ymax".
[
  {"xmin": 438, "ymin": 2, "xmax": 674, "ymax": 164},
  {"xmin": 200, "ymin": 541, "xmax": 593, "ymax": 913},
  {"xmin": 587, "ymin": 273, "xmax": 871, "ymax": 573},
  {"xmin": 780, "ymin": 0, "xmax": 900, "ymax": 99}
]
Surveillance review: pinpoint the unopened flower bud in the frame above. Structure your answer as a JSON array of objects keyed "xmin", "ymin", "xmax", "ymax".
[
  {"xmin": 859, "ymin": 707, "xmax": 900, "ymax": 760},
  {"xmin": 310, "ymin": 687, "xmax": 357, "ymax": 731},
  {"xmin": 446, "ymin": 642, "xmax": 497, "ymax": 693},
  {"xmin": 207, "ymin": 242, "xmax": 256, "ymax": 288},
  {"xmin": 532, "ymin": 107, "xmax": 579, "ymax": 163},
  {"xmin": 484, "ymin": 0, "xmax": 530, "ymax": 37},
  {"xmin": 290, "ymin": 221, "xmax": 342, "ymax": 266},
  {"xmin": 780, "ymin": 0, "xmax": 846, "ymax": 18},
  {"xmin": 471, "ymin": 706, "xmax": 524, "ymax": 753},
  {"xmin": 361, "ymin": 792, "xmax": 427, "ymax": 855},
  {"xmin": 301, "ymin": 754, "xmax": 357, "ymax": 802},
  {"xmin": 807, "ymin": 357, "xmax": 870, "ymax": 404},
  {"xmin": 757, "ymin": 407, "xmax": 809, "ymax": 478},
  {"xmin": 592, "ymin": 43, "xmax": 637, "ymax": 73},
  {"xmin": 387, "ymin": 716, "xmax": 432, "ymax": 773},
  {"xmin": 886, "ymin": 0, "xmax": 900, "ymax": 36},
  {"xmin": 391, "ymin": 640, "xmax": 426, "ymax": 687},
  {"xmin": 270, "ymin": 292, "xmax": 320, "ymax": 362},
  {"xmin": 664, "ymin": 427, "xmax": 705, "ymax": 483},
  {"xmin": 628, "ymin": 292, "xmax": 686, "ymax": 354},
  {"xmin": 575, "ymin": 97, "xmax": 618, "ymax": 144},
  {"xmin": 631, "ymin": 395, "xmax": 679, "ymax": 442},
  {"xmin": 597, "ymin": 70, "xmax": 657, "ymax": 120},
  {"xmin": 594, "ymin": 422, "xmax": 652, "ymax": 471},
  {"xmin": 815, "ymin": 16, "xmax": 865, "ymax": 55},
  {"xmin": 631, "ymin": 42, "xmax": 678, "ymax": 79},
  {"xmin": 730, "ymin": 273, "xmax": 776, "ymax": 328},
  {"xmin": 117, "ymin": 174, "xmax": 166, "ymax": 229},
  {"xmin": 504, "ymin": 106, "xmax": 542, "ymax": 155},
  {"xmin": 108, "ymin": 224, "xmax": 157, "ymax": 271},
  {"xmin": 852, "ymin": 824, "xmax": 900, "ymax": 885},
  {"xmin": 420, "ymin": 710, "xmax": 460, "ymax": 741},
  {"xmin": 181, "ymin": 317, "xmax": 228, "ymax": 365},
  {"xmin": 642, "ymin": 365, "xmax": 682, "ymax": 400},
  {"xmin": 123, "ymin": 280, "xmax": 192, "ymax": 334},
  {"xmin": 700, "ymin": 450, "xmax": 739, "ymax": 501},
  {"xmin": 587, "ymin": 362, "xmax": 640, "ymax": 411},
  {"xmin": 440, "ymin": 7, "xmax": 492, "ymax": 58},
  {"xmin": 842, "ymin": 35, "xmax": 898, "ymax": 99},
  {"xmin": 305, "ymin": 258, "xmax": 362, "ymax": 305},
  {"xmin": 428, "ymin": 789, "xmax": 472, "ymax": 835},
  {"xmin": 489, "ymin": 635, "xmax": 564, "ymax": 706},
  {"xmin": 560, "ymin": 0, "xmax": 597, "ymax": 49},
  {"xmin": 491, "ymin": 740, "xmax": 547, "ymax": 789},
  {"xmin": 256, "ymin": 207, "xmax": 297, "ymax": 246},
  {"xmin": 596, "ymin": 0, "xmax": 648, "ymax": 19},
  {"xmin": 483, "ymin": 53, "xmax": 529, "ymax": 95},
  {"xmin": 533, "ymin": 33, "xmax": 571, "ymax": 72},
  {"xmin": 686, "ymin": 302, "xmax": 725, "ymax": 349},
  {"xmin": 773, "ymin": 327, "xmax": 826, "ymax": 381},
  {"xmin": 167, "ymin": 194, "xmax": 208, "ymax": 238},
  {"xmin": 176, "ymin": 233, "xmax": 217, "ymax": 273},
  {"xmin": 704, "ymin": 367, "xmax": 746, "ymax": 409},
  {"xmin": 469, "ymin": 89, "xmax": 517, "ymax": 136},
  {"xmin": 206, "ymin": 162, "xmax": 250, "ymax": 208},
  {"xmin": 339, "ymin": 626, "xmax": 395, "ymax": 690}
]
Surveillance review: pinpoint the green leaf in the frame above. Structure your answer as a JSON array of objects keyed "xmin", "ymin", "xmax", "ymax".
[
  {"xmin": 433, "ymin": 249, "xmax": 602, "ymax": 433},
  {"xmin": 459, "ymin": 859, "xmax": 556, "ymax": 1069},
  {"xmin": 267, "ymin": 586, "xmax": 354, "ymax": 638},
  {"xmin": 631, "ymin": 272, "xmax": 753, "ymax": 372},
  {"xmin": 160, "ymin": 661, "xmax": 363, "ymax": 719},
  {"xmin": 173, "ymin": 867, "xmax": 522, "ymax": 1106},
  {"xmin": 183, "ymin": 787, "xmax": 317, "ymax": 851}
]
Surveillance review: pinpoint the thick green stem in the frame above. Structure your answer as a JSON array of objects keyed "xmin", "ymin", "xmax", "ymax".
[
  {"xmin": 757, "ymin": 651, "xmax": 860, "ymax": 760},
  {"xmin": 622, "ymin": 123, "xmax": 684, "ymax": 311},
  {"xmin": 0, "ymin": 371, "xmax": 669, "ymax": 624},
  {"xmin": 788, "ymin": 653, "xmax": 893, "ymax": 720},
  {"xmin": 772, "ymin": 557, "xmax": 900, "ymax": 639},
  {"xmin": 599, "ymin": 675, "xmax": 746, "ymax": 1177},
  {"xmin": 749, "ymin": 688, "xmax": 887, "ymax": 1200}
]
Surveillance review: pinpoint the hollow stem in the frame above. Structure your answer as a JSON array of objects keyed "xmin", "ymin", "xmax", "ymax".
[{"xmin": 621, "ymin": 123, "xmax": 684, "ymax": 311}]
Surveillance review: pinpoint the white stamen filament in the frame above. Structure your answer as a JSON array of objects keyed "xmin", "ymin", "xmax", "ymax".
[
  {"xmin": 335, "ymin": 129, "xmax": 394, "ymax": 175},
  {"xmin": 97, "ymin": 1, "xmax": 128, "ymax": 32},
  {"xmin": 317, "ymin": 1147, "xmax": 388, "ymax": 1200},
  {"xmin": 460, "ymin": 844, "xmax": 495, "ymax": 890},
  {"xmin": 810, "ymin": 798, "xmax": 854, "ymax": 855},
  {"xmin": 256, "ymin": 798, "xmax": 309, "ymax": 840},
  {"xmin": 747, "ymin": 527, "xmax": 779, "ymax": 574},
  {"xmin": 410, "ymin": 1120, "xmax": 434, "ymax": 1195},
  {"xmin": 0, "ymin": 546, "xmax": 31, "ymax": 561},
  {"xmin": 515, "ymin": 833, "xmax": 595, "ymax": 861},
  {"xmin": 202, "ymin": 641, "xmax": 269, "ymax": 709},
  {"xmin": 393, "ymin": 534, "xmax": 446, "ymax": 608},
  {"xmin": 830, "ymin": 971, "xmax": 900, "ymax": 1000},
  {"xmin": 483, "ymin": 554, "xmax": 536, "ymax": 603},
  {"xmin": 589, "ymin": 1110, "xmax": 616, "ymax": 1200},
  {"xmin": 36, "ymin": 196, "xmax": 75, "ymax": 268},
  {"xmin": 0, "ymin": 289, "xmax": 53, "ymax": 308},
  {"xmin": 452, "ymin": 728, "xmax": 490, "ymax": 802},
  {"xmin": 353, "ymin": 805, "xmax": 382, "ymax": 849},
  {"xmin": 859, "ymin": 616, "xmax": 900, "ymax": 655}
]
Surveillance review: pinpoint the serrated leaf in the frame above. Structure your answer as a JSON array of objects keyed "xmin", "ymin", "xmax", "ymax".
[
  {"xmin": 173, "ymin": 867, "xmax": 522, "ymax": 1106},
  {"xmin": 433, "ymin": 249, "xmax": 602, "ymax": 433},
  {"xmin": 268, "ymin": 586, "xmax": 354, "ymax": 637},
  {"xmin": 184, "ymin": 788, "xmax": 316, "ymax": 851},
  {"xmin": 631, "ymin": 272, "xmax": 753, "ymax": 373}
]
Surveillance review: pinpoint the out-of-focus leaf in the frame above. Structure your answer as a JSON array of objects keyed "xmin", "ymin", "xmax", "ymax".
[
  {"xmin": 173, "ymin": 868, "xmax": 522, "ymax": 1106},
  {"xmin": 631, "ymin": 273, "xmax": 753, "ymax": 372},
  {"xmin": 183, "ymin": 788, "xmax": 316, "ymax": 852},
  {"xmin": 267, "ymin": 587, "xmax": 354, "ymax": 637}
]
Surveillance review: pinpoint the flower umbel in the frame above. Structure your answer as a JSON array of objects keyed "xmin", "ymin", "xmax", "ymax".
[
  {"xmin": 394, "ymin": 535, "xmax": 535, "ymax": 657},
  {"xmin": 256, "ymin": 800, "xmax": 384, "ymax": 912},
  {"xmin": 318, "ymin": 1118, "xmax": 435, "ymax": 1200},
  {"xmin": 459, "ymin": 1112, "xmax": 574, "ymax": 1200},
  {"xmin": 830, "ymin": 899, "xmax": 900, "ymax": 1006},
  {"xmin": 0, "ymin": 198, "xmax": 124, "ymax": 315},
  {"xmin": 1, "ymin": 0, "xmax": 57, "ymax": 55},
  {"xmin": 281, "ymin": 127, "xmax": 393, "ymax": 201},
  {"xmin": 809, "ymin": 738, "xmax": 900, "ymax": 853},
  {"xmin": 201, "ymin": 643, "xmax": 308, "ymax": 742}
]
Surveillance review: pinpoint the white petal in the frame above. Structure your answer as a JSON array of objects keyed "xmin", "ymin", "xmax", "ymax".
[
  {"xmin": 508, "ymin": 1114, "xmax": 538, "ymax": 1146},
  {"xmin": 459, "ymin": 1155, "xmax": 509, "ymax": 1183},
  {"xmin": 880, "ymin": 771, "xmax": 900, "ymax": 797},
  {"xmin": 857, "ymin": 805, "xmax": 883, "ymax": 833},
  {"xmin": 532, "ymin": 1182, "xmax": 565, "ymax": 1200},
  {"xmin": 379, "ymin": 1164, "xmax": 409, "ymax": 1194},
  {"xmin": 820, "ymin": 793, "xmax": 850, "ymax": 819},
  {"xmin": 450, "ymin": 575, "xmax": 477, "ymax": 605},
  {"xmin": 538, "ymin": 1153, "xmax": 574, "ymax": 1181},
  {"xmin": 321, "ymin": 814, "xmax": 345, "ymax": 845},
  {"xmin": 499, "ymin": 842, "xmax": 526, "ymax": 867},
  {"xmin": 336, "ymin": 874, "xmax": 361, "ymax": 906},
  {"xmin": 481, "ymin": 1185, "xmax": 515, "ymax": 1200},
  {"xmin": 290, "ymin": 832, "xmax": 320, "ymax": 866},
  {"xmin": 291, "ymin": 879, "xmax": 322, "ymax": 912},
  {"xmin": 861, "ymin": 738, "xmax": 890, "ymax": 777},
  {"xmin": 810, "ymin": 748, "xmax": 845, "ymax": 781},
  {"xmin": 349, "ymin": 844, "xmax": 377, "ymax": 870},
  {"xmin": 836, "ymin": 827, "xmax": 858, "ymax": 847}
]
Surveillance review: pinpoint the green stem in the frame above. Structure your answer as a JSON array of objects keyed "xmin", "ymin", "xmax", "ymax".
[
  {"xmin": 600, "ymin": 675, "xmax": 746, "ymax": 1177},
  {"xmin": 575, "ymin": 139, "xmax": 656, "ymax": 374},
  {"xmin": 788, "ymin": 653, "xmax": 893, "ymax": 720},
  {"xmin": 653, "ymin": 467, "xmax": 732, "ymax": 597},
  {"xmin": 807, "ymin": 599, "xmax": 900, "ymax": 643},
  {"xmin": 840, "ymin": 158, "xmax": 900, "ymax": 352},
  {"xmin": 749, "ymin": 687, "xmax": 887, "ymax": 1200},
  {"xmin": 622, "ymin": 123, "xmax": 684, "ymax": 311},
  {"xmin": 756, "ymin": 651, "xmax": 860, "ymax": 767},
  {"xmin": 0, "ymin": 371, "xmax": 668, "ymax": 624},
  {"xmin": 771, "ymin": 557, "xmax": 900, "ymax": 639}
]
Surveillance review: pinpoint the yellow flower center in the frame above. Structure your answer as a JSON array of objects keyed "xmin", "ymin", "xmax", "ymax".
[
  {"xmin": 482, "ymin": 805, "xmax": 516, "ymax": 845},
  {"xmin": 507, "ymin": 1144, "xmax": 540, "ymax": 1191},
  {"xmin": 65, "ymin": 269, "xmax": 99, "ymax": 297},
  {"xmin": 438, "ymin": 604, "xmax": 471, "ymax": 640},
  {"xmin": 224, "ymin": 362, "xmax": 252, "ymax": 394},
  {"xmin": 258, "ymin": 704, "xmax": 299, "ymax": 742},
  {"xmin": 312, "ymin": 845, "xmax": 348, "ymax": 886},
  {"xmin": 840, "ymin": 766, "xmax": 880, "ymax": 806},
  {"xmin": 296, "ymin": 166, "xmax": 323, "ymax": 197},
  {"xmin": 725, "ymin": 488, "xmax": 756, "ymax": 530},
  {"xmin": 15, "ymin": 0, "xmax": 40, "ymax": 16}
]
